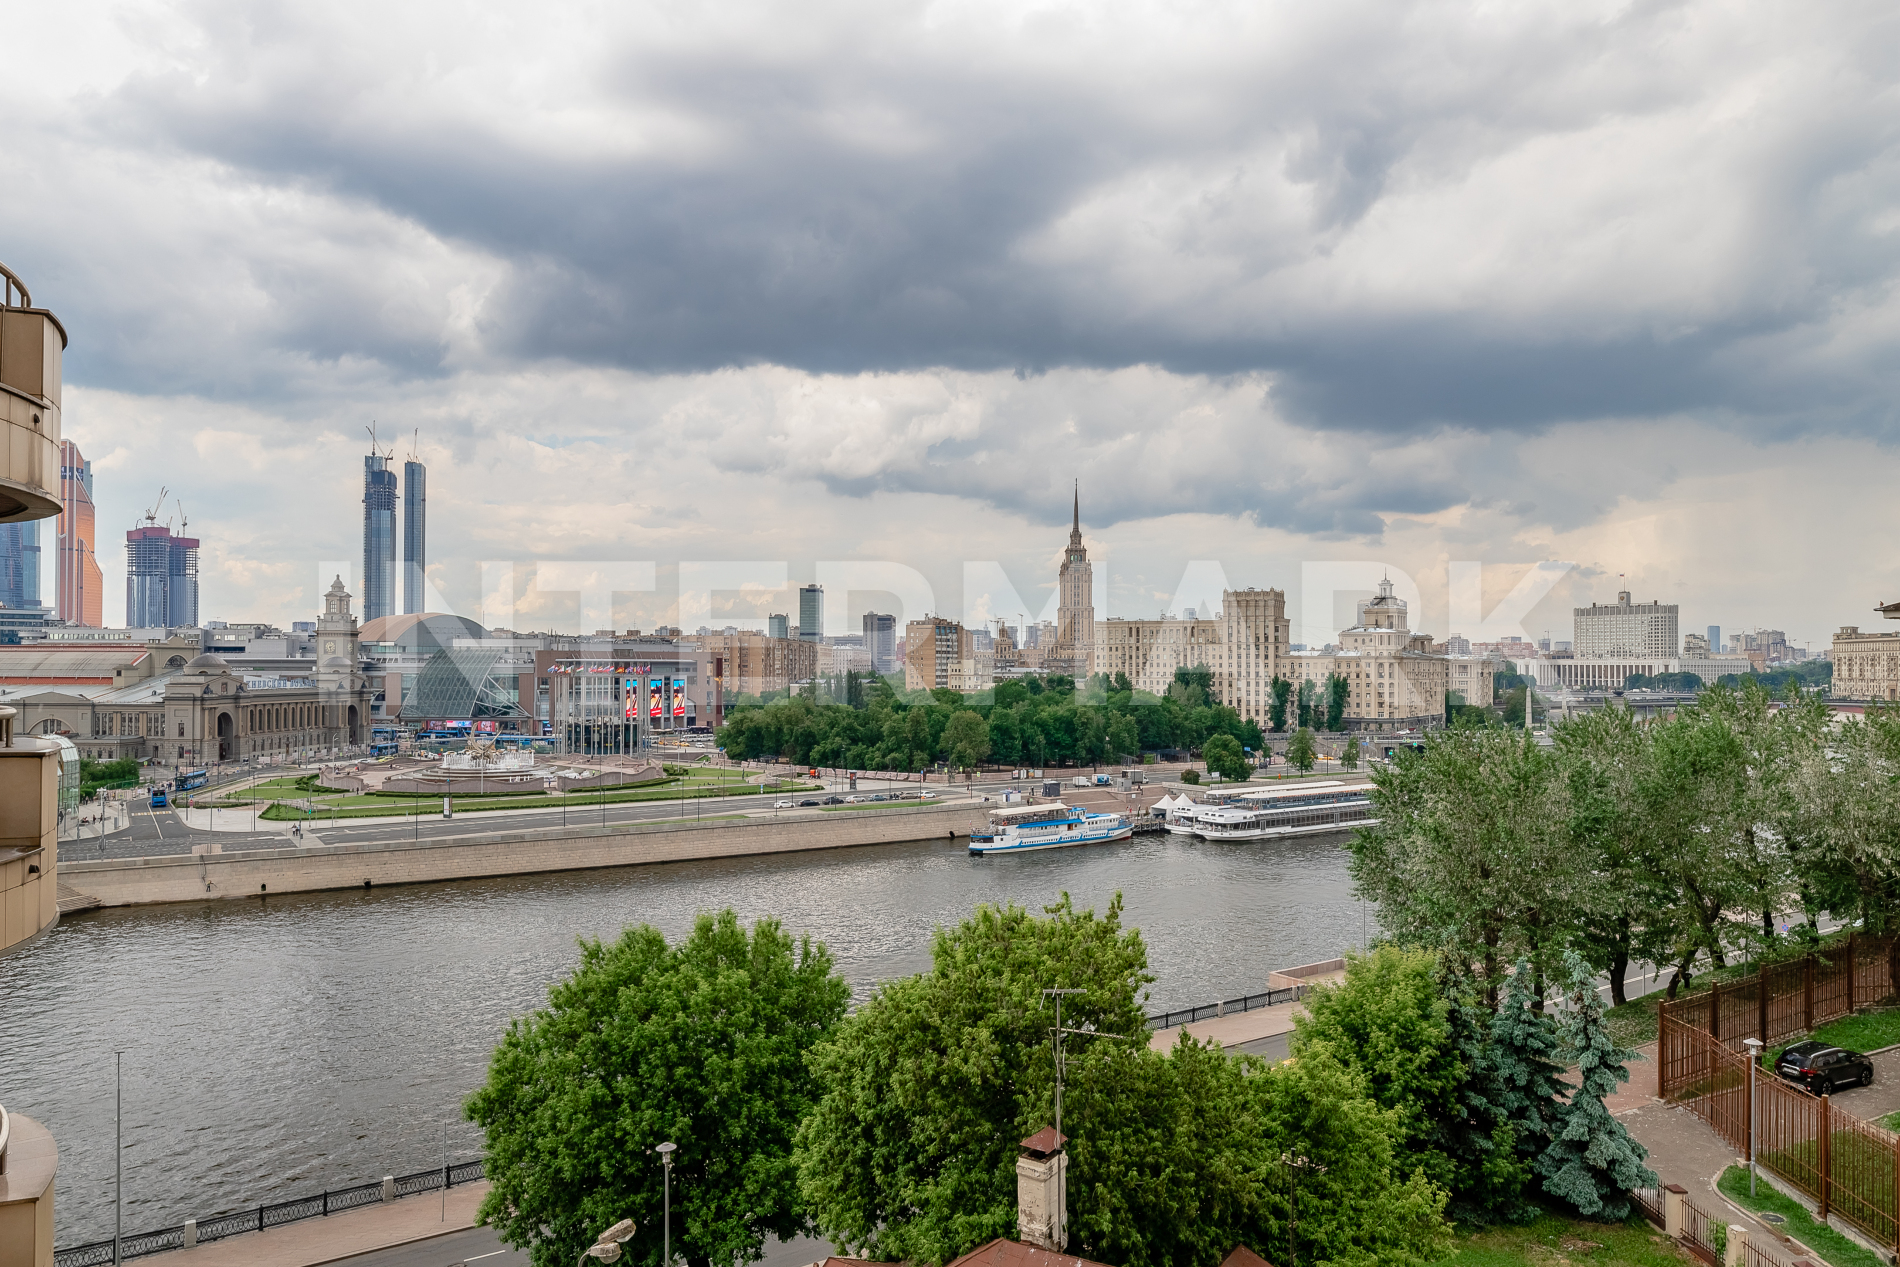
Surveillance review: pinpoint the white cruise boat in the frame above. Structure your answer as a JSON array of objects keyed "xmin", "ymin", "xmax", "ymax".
[
  {"xmin": 1163, "ymin": 780, "xmax": 1378, "ymax": 842},
  {"xmin": 967, "ymin": 802, "xmax": 1133, "ymax": 855}
]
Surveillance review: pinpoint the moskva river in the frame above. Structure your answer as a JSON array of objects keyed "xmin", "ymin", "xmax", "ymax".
[{"xmin": 2, "ymin": 833, "xmax": 1361, "ymax": 1245}]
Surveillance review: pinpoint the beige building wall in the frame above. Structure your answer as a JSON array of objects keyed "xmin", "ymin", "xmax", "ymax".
[
  {"xmin": 1832, "ymin": 625, "xmax": 1900, "ymax": 702},
  {"xmin": 905, "ymin": 617, "xmax": 973, "ymax": 692},
  {"xmin": 701, "ymin": 632, "xmax": 818, "ymax": 697},
  {"xmin": 0, "ymin": 707, "xmax": 60, "ymax": 958},
  {"xmin": 0, "ymin": 1110, "xmax": 58, "ymax": 1267},
  {"xmin": 1287, "ymin": 577, "xmax": 1461, "ymax": 731},
  {"xmin": 1094, "ymin": 588, "xmax": 1289, "ymax": 729}
]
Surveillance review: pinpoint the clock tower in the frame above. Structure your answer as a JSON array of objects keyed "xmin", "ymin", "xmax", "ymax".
[{"xmin": 315, "ymin": 576, "xmax": 362, "ymax": 736}]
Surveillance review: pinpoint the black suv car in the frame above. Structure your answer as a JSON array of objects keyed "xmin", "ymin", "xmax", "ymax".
[{"xmin": 1774, "ymin": 1041, "xmax": 1875, "ymax": 1094}]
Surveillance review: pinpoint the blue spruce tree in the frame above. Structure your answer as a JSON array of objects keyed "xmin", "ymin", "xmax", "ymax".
[
  {"xmin": 1490, "ymin": 960, "xmax": 1568, "ymax": 1170},
  {"xmin": 1435, "ymin": 970, "xmax": 1532, "ymax": 1223},
  {"xmin": 1537, "ymin": 951, "xmax": 1657, "ymax": 1219}
]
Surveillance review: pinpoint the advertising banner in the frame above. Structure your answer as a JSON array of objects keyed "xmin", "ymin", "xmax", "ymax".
[
  {"xmin": 624, "ymin": 676, "xmax": 636, "ymax": 720},
  {"xmin": 650, "ymin": 679, "xmax": 663, "ymax": 718},
  {"xmin": 673, "ymin": 683, "xmax": 685, "ymax": 717},
  {"xmin": 474, "ymin": 720, "xmax": 499, "ymax": 733}
]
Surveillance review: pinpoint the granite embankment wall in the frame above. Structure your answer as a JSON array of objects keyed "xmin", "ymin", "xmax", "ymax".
[{"xmin": 58, "ymin": 803, "xmax": 991, "ymax": 908}]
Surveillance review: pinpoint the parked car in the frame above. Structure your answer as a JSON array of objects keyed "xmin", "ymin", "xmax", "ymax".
[
  {"xmin": 870, "ymin": 794, "xmax": 891, "ymax": 802},
  {"xmin": 823, "ymin": 795, "xmax": 845, "ymax": 805},
  {"xmin": 921, "ymin": 790, "xmax": 937, "ymax": 799},
  {"xmin": 773, "ymin": 800, "xmax": 794, "ymax": 809},
  {"xmin": 1774, "ymin": 1041, "xmax": 1875, "ymax": 1094},
  {"xmin": 844, "ymin": 795, "xmax": 864, "ymax": 803},
  {"xmin": 798, "ymin": 798, "xmax": 821, "ymax": 807}
]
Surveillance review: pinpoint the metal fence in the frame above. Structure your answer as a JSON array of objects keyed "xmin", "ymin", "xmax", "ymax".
[
  {"xmin": 1631, "ymin": 1185, "xmax": 1665, "ymax": 1227},
  {"xmin": 1145, "ymin": 984, "xmax": 1305, "ymax": 1031},
  {"xmin": 1659, "ymin": 933, "xmax": 1900, "ymax": 1054},
  {"xmin": 1679, "ymin": 1191, "xmax": 1721, "ymax": 1265},
  {"xmin": 52, "ymin": 1160, "xmax": 485, "ymax": 1267},
  {"xmin": 1662, "ymin": 1013, "xmax": 1900, "ymax": 1251}
]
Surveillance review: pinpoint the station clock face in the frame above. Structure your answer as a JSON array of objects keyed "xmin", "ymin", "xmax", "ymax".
[{"xmin": 325, "ymin": 641, "xmax": 336, "ymax": 654}]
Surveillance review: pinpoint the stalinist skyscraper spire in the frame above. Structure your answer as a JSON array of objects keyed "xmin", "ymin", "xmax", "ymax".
[{"xmin": 1054, "ymin": 479, "xmax": 1095, "ymax": 678}]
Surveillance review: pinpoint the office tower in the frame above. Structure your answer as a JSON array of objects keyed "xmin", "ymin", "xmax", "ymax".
[
  {"xmin": 1574, "ymin": 591, "xmax": 1678, "ymax": 657},
  {"xmin": 862, "ymin": 612, "xmax": 897, "ymax": 672},
  {"xmin": 125, "ymin": 525, "xmax": 199, "ymax": 626},
  {"xmin": 798, "ymin": 584, "xmax": 823, "ymax": 641},
  {"xmin": 402, "ymin": 458, "xmax": 426, "ymax": 615},
  {"xmin": 0, "ymin": 520, "xmax": 39, "ymax": 610},
  {"xmin": 362, "ymin": 453, "xmax": 397, "ymax": 622},
  {"xmin": 767, "ymin": 613, "xmax": 790, "ymax": 640},
  {"xmin": 1708, "ymin": 625, "xmax": 1721, "ymax": 656},
  {"xmin": 56, "ymin": 440, "xmax": 103, "ymax": 626}
]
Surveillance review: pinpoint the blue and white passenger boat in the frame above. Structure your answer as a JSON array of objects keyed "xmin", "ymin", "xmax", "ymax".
[{"xmin": 967, "ymin": 802, "xmax": 1133, "ymax": 855}]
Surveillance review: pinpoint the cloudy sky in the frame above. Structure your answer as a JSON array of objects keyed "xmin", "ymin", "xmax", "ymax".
[{"xmin": 8, "ymin": 0, "xmax": 1899, "ymax": 648}]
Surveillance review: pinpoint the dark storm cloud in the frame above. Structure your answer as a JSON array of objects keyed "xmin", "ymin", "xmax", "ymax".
[{"xmin": 44, "ymin": 0, "xmax": 1895, "ymax": 441}]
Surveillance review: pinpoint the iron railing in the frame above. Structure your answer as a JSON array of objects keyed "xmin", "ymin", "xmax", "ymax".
[
  {"xmin": 1631, "ymin": 1185, "xmax": 1665, "ymax": 1228},
  {"xmin": 52, "ymin": 1160, "xmax": 485, "ymax": 1267},
  {"xmin": 1145, "ymin": 983, "xmax": 1305, "ymax": 1031}
]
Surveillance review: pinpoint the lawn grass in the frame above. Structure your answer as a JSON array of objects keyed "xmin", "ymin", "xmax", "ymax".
[
  {"xmin": 1442, "ymin": 1209, "xmax": 1690, "ymax": 1265},
  {"xmin": 1606, "ymin": 995, "xmax": 1663, "ymax": 1047},
  {"xmin": 1717, "ymin": 1163, "xmax": 1888, "ymax": 1267},
  {"xmin": 258, "ymin": 782, "xmax": 821, "ymax": 821},
  {"xmin": 1766, "ymin": 1007, "xmax": 1900, "ymax": 1064}
]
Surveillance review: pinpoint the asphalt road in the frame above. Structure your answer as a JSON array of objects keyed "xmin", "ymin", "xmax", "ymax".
[{"xmin": 323, "ymin": 1227, "xmax": 832, "ymax": 1267}]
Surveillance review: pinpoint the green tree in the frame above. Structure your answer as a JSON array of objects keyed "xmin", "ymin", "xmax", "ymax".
[
  {"xmin": 794, "ymin": 897, "xmax": 1152, "ymax": 1265},
  {"xmin": 1537, "ymin": 952, "xmax": 1655, "ymax": 1219},
  {"xmin": 1296, "ymin": 679, "xmax": 1316, "ymax": 730},
  {"xmin": 1489, "ymin": 962, "xmax": 1567, "ymax": 1174},
  {"xmin": 468, "ymin": 912, "xmax": 850, "ymax": 1267},
  {"xmin": 1286, "ymin": 728, "xmax": 1317, "ymax": 773},
  {"xmin": 1203, "ymin": 733, "xmax": 1249, "ymax": 782},
  {"xmin": 940, "ymin": 709, "xmax": 991, "ymax": 771},
  {"xmin": 1292, "ymin": 947, "xmax": 1471, "ymax": 1208},
  {"xmin": 1268, "ymin": 676, "xmax": 1292, "ymax": 733},
  {"xmin": 1325, "ymin": 674, "xmax": 1349, "ymax": 730},
  {"xmin": 1341, "ymin": 736, "xmax": 1360, "ymax": 769},
  {"xmin": 1435, "ymin": 973, "xmax": 1531, "ymax": 1225},
  {"xmin": 1348, "ymin": 728, "xmax": 1574, "ymax": 1001},
  {"xmin": 1106, "ymin": 712, "xmax": 1140, "ymax": 763},
  {"xmin": 798, "ymin": 900, "xmax": 1448, "ymax": 1267}
]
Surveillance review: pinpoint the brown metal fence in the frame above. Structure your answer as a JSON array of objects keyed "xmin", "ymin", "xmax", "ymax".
[
  {"xmin": 1662, "ymin": 1013, "xmax": 1900, "ymax": 1249},
  {"xmin": 1659, "ymin": 933, "xmax": 1900, "ymax": 1056},
  {"xmin": 1679, "ymin": 1192, "xmax": 1721, "ymax": 1265}
]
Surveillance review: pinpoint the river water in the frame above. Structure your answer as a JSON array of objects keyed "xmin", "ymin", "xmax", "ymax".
[{"xmin": 1, "ymin": 833, "xmax": 1362, "ymax": 1246}]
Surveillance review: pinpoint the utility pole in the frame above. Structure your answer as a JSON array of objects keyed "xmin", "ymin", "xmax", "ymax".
[{"xmin": 1042, "ymin": 987, "xmax": 1083, "ymax": 1250}]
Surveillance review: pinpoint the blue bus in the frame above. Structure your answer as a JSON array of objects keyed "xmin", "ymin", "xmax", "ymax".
[
  {"xmin": 149, "ymin": 787, "xmax": 168, "ymax": 809},
  {"xmin": 176, "ymin": 769, "xmax": 209, "ymax": 792},
  {"xmin": 369, "ymin": 740, "xmax": 399, "ymax": 757}
]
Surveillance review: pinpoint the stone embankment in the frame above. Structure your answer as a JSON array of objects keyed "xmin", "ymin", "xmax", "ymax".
[{"xmin": 59, "ymin": 801, "xmax": 991, "ymax": 908}]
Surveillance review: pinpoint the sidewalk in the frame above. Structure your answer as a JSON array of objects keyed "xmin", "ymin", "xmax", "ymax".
[
  {"xmin": 1609, "ymin": 1043, "xmax": 1741, "ymax": 1188},
  {"xmin": 177, "ymin": 807, "xmax": 299, "ymax": 835},
  {"xmin": 147, "ymin": 1182, "xmax": 488, "ymax": 1267}
]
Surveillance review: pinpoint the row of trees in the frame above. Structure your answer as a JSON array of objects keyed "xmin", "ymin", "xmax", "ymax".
[
  {"xmin": 469, "ymin": 907, "xmax": 1651, "ymax": 1267},
  {"xmin": 1352, "ymin": 681, "xmax": 1900, "ymax": 1005},
  {"xmin": 718, "ymin": 670, "xmax": 1264, "ymax": 771}
]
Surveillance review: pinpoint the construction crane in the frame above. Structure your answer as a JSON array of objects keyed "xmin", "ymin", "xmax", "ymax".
[{"xmin": 142, "ymin": 486, "xmax": 168, "ymax": 529}]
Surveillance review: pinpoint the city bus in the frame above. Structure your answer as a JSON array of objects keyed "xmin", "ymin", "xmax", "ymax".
[{"xmin": 176, "ymin": 769, "xmax": 209, "ymax": 792}]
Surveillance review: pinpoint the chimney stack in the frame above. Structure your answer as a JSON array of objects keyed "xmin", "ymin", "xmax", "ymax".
[{"xmin": 1016, "ymin": 1127, "xmax": 1067, "ymax": 1250}]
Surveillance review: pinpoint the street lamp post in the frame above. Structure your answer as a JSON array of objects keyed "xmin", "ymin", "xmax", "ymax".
[
  {"xmin": 1743, "ymin": 1036, "xmax": 1763, "ymax": 1196},
  {"xmin": 656, "ymin": 1141, "xmax": 677, "ymax": 1267}
]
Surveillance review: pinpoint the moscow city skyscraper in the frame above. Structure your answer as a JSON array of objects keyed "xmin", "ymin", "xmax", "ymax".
[
  {"xmin": 56, "ymin": 439, "xmax": 103, "ymax": 626},
  {"xmin": 362, "ymin": 451, "xmax": 397, "ymax": 622},
  {"xmin": 0, "ymin": 520, "xmax": 40, "ymax": 612},
  {"xmin": 402, "ymin": 457, "xmax": 426, "ymax": 615},
  {"xmin": 125, "ymin": 523, "xmax": 199, "ymax": 627}
]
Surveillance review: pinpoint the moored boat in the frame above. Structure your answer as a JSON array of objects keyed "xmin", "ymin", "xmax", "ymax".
[{"xmin": 967, "ymin": 802, "xmax": 1133, "ymax": 854}]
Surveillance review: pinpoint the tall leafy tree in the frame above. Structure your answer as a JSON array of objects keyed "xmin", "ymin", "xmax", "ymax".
[
  {"xmin": 1268, "ymin": 677, "xmax": 1292, "ymax": 733},
  {"xmin": 940, "ymin": 709, "xmax": 991, "ymax": 771},
  {"xmin": 1796, "ymin": 702, "xmax": 1900, "ymax": 931},
  {"xmin": 1325, "ymin": 674, "xmax": 1349, "ymax": 731},
  {"xmin": 1537, "ymin": 953, "xmax": 1655, "ymax": 1220},
  {"xmin": 1348, "ymin": 728, "xmax": 1574, "ymax": 1000},
  {"xmin": 1286, "ymin": 728, "xmax": 1317, "ymax": 774},
  {"xmin": 1203, "ymin": 733, "xmax": 1249, "ymax": 782},
  {"xmin": 468, "ymin": 912, "xmax": 850, "ymax": 1267}
]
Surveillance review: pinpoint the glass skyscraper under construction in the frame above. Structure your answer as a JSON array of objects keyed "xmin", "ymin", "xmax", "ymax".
[
  {"xmin": 363, "ymin": 454, "xmax": 398, "ymax": 622},
  {"xmin": 402, "ymin": 458, "xmax": 426, "ymax": 615}
]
